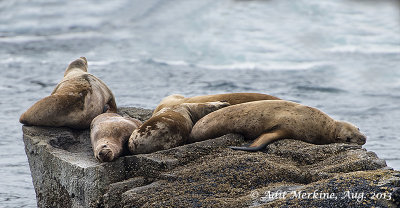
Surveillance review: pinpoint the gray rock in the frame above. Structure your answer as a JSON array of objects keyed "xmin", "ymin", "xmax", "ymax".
[{"xmin": 22, "ymin": 107, "xmax": 400, "ymax": 208}]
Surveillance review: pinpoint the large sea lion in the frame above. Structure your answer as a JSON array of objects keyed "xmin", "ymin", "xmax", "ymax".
[
  {"xmin": 129, "ymin": 92, "xmax": 280, "ymax": 155},
  {"xmin": 128, "ymin": 101, "xmax": 230, "ymax": 154},
  {"xmin": 190, "ymin": 100, "xmax": 366, "ymax": 151},
  {"xmin": 19, "ymin": 57, "xmax": 117, "ymax": 129},
  {"xmin": 90, "ymin": 113, "xmax": 142, "ymax": 162},
  {"xmin": 153, "ymin": 93, "xmax": 280, "ymax": 115}
]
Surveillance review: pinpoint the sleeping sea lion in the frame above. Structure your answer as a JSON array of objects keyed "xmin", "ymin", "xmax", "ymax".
[
  {"xmin": 19, "ymin": 57, "xmax": 117, "ymax": 129},
  {"xmin": 153, "ymin": 93, "xmax": 280, "ymax": 115},
  {"xmin": 128, "ymin": 101, "xmax": 230, "ymax": 154},
  {"xmin": 190, "ymin": 100, "xmax": 366, "ymax": 151},
  {"xmin": 91, "ymin": 113, "xmax": 142, "ymax": 162}
]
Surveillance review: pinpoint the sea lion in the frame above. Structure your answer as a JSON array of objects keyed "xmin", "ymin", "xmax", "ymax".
[
  {"xmin": 19, "ymin": 57, "xmax": 117, "ymax": 129},
  {"xmin": 190, "ymin": 100, "xmax": 366, "ymax": 151},
  {"xmin": 90, "ymin": 113, "xmax": 142, "ymax": 162},
  {"xmin": 153, "ymin": 93, "xmax": 280, "ymax": 115},
  {"xmin": 128, "ymin": 101, "xmax": 230, "ymax": 154},
  {"xmin": 129, "ymin": 92, "xmax": 280, "ymax": 154}
]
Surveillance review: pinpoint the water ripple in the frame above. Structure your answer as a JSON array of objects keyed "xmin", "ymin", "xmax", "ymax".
[
  {"xmin": 296, "ymin": 86, "xmax": 347, "ymax": 93},
  {"xmin": 0, "ymin": 0, "xmax": 399, "ymax": 207}
]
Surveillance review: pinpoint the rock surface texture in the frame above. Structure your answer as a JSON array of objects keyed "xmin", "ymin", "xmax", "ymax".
[{"xmin": 22, "ymin": 107, "xmax": 400, "ymax": 207}]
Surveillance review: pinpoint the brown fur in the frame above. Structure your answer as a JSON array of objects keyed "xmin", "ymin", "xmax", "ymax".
[
  {"xmin": 19, "ymin": 57, "xmax": 117, "ymax": 129},
  {"xmin": 128, "ymin": 102, "xmax": 230, "ymax": 154},
  {"xmin": 153, "ymin": 93, "xmax": 280, "ymax": 115},
  {"xmin": 129, "ymin": 92, "xmax": 280, "ymax": 154},
  {"xmin": 190, "ymin": 100, "xmax": 366, "ymax": 151},
  {"xmin": 91, "ymin": 113, "xmax": 142, "ymax": 162}
]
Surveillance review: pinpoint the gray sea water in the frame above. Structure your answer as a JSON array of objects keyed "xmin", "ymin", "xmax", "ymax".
[{"xmin": 0, "ymin": 0, "xmax": 399, "ymax": 207}]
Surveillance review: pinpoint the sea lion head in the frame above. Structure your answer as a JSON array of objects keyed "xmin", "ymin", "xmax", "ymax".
[
  {"xmin": 94, "ymin": 140, "xmax": 119, "ymax": 162},
  {"xmin": 64, "ymin": 57, "xmax": 88, "ymax": 76},
  {"xmin": 335, "ymin": 121, "xmax": 366, "ymax": 145},
  {"xmin": 128, "ymin": 111, "xmax": 191, "ymax": 155}
]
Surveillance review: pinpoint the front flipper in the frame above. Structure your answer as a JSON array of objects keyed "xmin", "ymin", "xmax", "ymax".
[
  {"xmin": 103, "ymin": 104, "xmax": 110, "ymax": 113},
  {"xmin": 229, "ymin": 130, "xmax": 283, "ymax": 152},
  {"xmin": 105, "ymin": 97, "xmax": 117, "ymax": 113},
  {"xmin": 19, "ymin": 94, "xmax": 82, "ymax": 127}
]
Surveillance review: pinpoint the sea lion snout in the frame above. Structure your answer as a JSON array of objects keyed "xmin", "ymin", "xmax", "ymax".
[
  {"xmin": 97, "ymin": 147, "xmax": 114, "ymax": 162},
  {"xmin": 347, "ymin": 134, "xmax": 366, "ymax": 145},
  {"xmin": 91, "ymin": 113, "xmax": 141, "ymax": 162},
  {"xmin": 356, "ymin": 134, "xmax": 366, "ymax": 145},
  {"xmin": 337, "ymin": 121, "xmax": 367, "ymax": 145}
]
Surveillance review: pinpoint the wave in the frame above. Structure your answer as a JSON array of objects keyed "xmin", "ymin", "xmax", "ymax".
[
  {"xmin": 363, "ymin": 93, "xmax": 400, "ymax": 100},
  {"xmin": 326, "ymin": 45, "xmax": 400, "ymax": 55},
  {"xmin": 0, "ymin": 31, "xmax": 102, "ymax": 43}
]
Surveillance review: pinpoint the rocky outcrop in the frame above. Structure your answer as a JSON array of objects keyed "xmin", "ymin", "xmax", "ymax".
[{"xmin": 22, "ymin": 107, "xmax": 400, "ymax": 207}]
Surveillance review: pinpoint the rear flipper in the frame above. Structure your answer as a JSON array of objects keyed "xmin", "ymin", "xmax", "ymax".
[
  {"xmin": 229, "ymin": 144, "xmax": 267, "ymax": 152},
  {"xmin": 229, "ymin": 130, "xmax": 283, "ymax": 152}
]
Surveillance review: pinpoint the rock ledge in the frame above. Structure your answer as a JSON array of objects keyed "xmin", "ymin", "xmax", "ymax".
[{"xmin": 22, "ymin": 107, "xmax": 400, "ymax": 207}]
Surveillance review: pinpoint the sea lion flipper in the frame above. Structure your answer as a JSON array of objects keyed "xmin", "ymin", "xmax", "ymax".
[
  {"xmin": 230, "ymin": 131, "xmax": 282, "ymax": 152},
  {"xmin": 103, "ymin": 104, "xmax": 110, "ymax": 113},
  {"xmin": 105, "ymin": 97, "xmax": 117, "ymax": 113},
  {"xmin": 20, "ymin": 94, "xmax": 81, "ymax": 126},
  {"xmin": 229, "ymin": 145, "xmax": 266, "ymax": 152}
]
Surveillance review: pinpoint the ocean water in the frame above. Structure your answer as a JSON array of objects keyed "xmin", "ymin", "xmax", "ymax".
[{"xmin": 0, "ymin": 0, "xmax": 399, "ymax": 207}]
